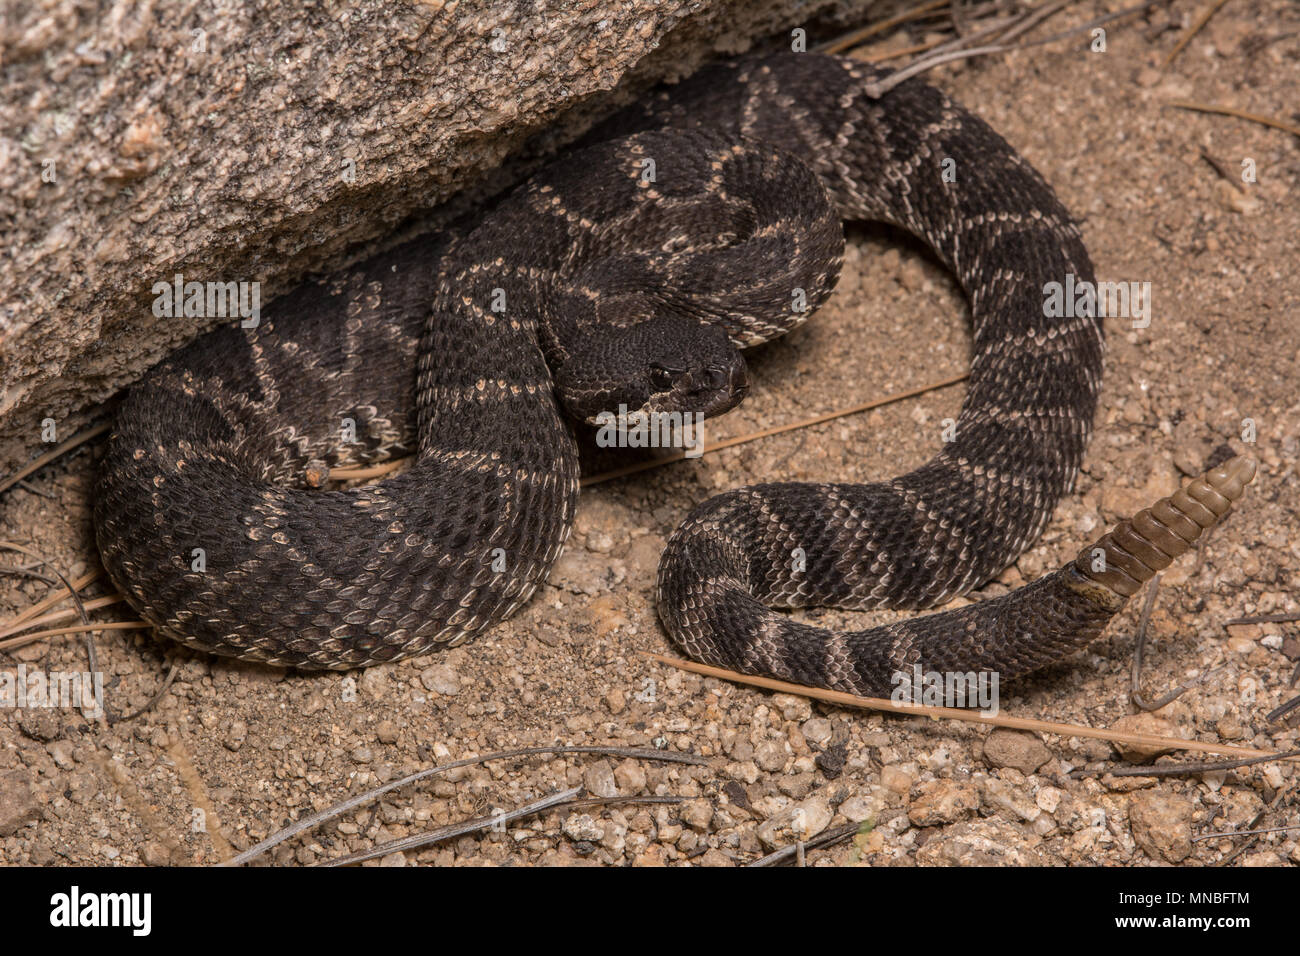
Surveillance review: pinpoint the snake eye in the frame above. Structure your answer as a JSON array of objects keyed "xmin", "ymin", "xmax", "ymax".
[{"xmin": 648, "ymin": 364, "xmax": 683, "ymax": 392}]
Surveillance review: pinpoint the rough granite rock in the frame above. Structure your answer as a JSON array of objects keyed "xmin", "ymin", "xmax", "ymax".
[
  {"xmin": 0, "ymin": 770, "xmax": 40, "ymax": 837},
  {"xmin": 754, "ymin": 793, "xmax": 833, "ymax": 848},
  {"xmin": 0, "ymin": 0, "xmax": 864, "ymax": 473},
  {"xmin": 1110, "ymin": 713, "xmax": 1185, "ymax": 763},
  {"xmin": 908, "ymin": 779, "xmax": 980, "ymax": 827},
  {"xmin": 981, "ymin": 728, "xmax": 1053, "ymax": 774},
  {"xmin": 915, "ymin": 821, "xmax": 1043, "ymax": 866},
  {"xmin": 1128, "ymin": 790, "xmax": 1194, "ymax": 863}
]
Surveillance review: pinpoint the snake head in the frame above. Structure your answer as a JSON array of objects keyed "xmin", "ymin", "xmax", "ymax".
[{"xmin": 554, "ymin": 316, "xmax": 749, "ymax": 427}]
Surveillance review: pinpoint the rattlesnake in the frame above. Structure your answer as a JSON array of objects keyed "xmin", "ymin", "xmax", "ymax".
[{"xmin": 95, "ymin": 53, "xmax": 1254, "ymax": 689}]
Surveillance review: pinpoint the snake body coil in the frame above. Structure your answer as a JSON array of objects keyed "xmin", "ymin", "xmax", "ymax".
[{"xmin": 96, "ymin": 53, "xmax": 1253, "ymax": 689}]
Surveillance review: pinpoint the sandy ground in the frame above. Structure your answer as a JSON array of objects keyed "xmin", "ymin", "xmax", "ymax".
[{"xmin": 2, "ymin": 4, "xmax": 1298, "ymax": 866}]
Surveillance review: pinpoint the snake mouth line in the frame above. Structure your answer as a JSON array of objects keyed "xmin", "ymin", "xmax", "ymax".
[{"xmin": 660, "ymin": 361, "xmax": 751, "ymax": 421}]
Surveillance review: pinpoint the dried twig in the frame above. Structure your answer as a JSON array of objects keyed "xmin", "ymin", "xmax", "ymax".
[
  {"xmin": 1224, "ymin": 612, "xmax": 1300, "ymax": 626},
  {"xmin": 1069, "ymin": 747, "xmax": 1300, "ymax": 779},
  {"xmin": 0, "ymin": 563, "xmax": 58, "ymax": 586},
  {"xmin": 0, "ymin": 594, "xmax": 125, "ymax": 639},
  {"xmin": 1191, "ymin": 520, "xmax": 1216, "ymax": 576},
  {"xmin": 1053, "ymin": 0, "xmax": 1173, "ymax": 44},
  {"xmin": 558, "ymin": 794, "xmax": 683, "ymax": 813},
  {"xmin": 643, "ymin": 651, "xmax": 1282, "ymax": 759},
  {"xmin": 1198, "ymin": 148, "xmax": 1244, "ymax": 191},
  {"xmin": 321, "ymin": 787, "xmax": 582, "ymax": 867},
  {"xmin": 1130, "ymin": 575, "xmax": 1163, "ymax": 709},
  {"xmin": 324, "ymin": 792, "xmax": 685, "ymax": 867},
  {"xmin": 1194, "ymin": 822, "xmax": 1300, "ymax": 843},
  {"xmin": 583, "ymin": 372, "xmax": 969, "ymax": 487},
  {"xmin": 994, "ymin": 0, "xmax": 1071, "ymax": 46},
  {"xmin": 0, "ymin": 619, "xmax": 150, "ymax": 654},
  {"xmin": 0, "ymin": 542, "xmax": 101, "ymax": 690},
  {"xmin": 0, "ymin": 546, "xmax": 172, "ymax": 721},
  {"xmin": 864, "ymin": 43, "xmax": 1017, "ymax": 97},
  {"xmin": 1212, "ymin": 787, "xmax": 1286, "ymax": 866},
  {"xmin": 876, "ymin": 10, "xmax": 1029, "ymax": 67},
  {"xmin": 328, "ymin": 458, "xmax": 406, "ymax": 483},
  {"xmin": 0, "ymin": 567, "xmax": 101, "ymax": 635},
  {"xmin": 1225, "ymin": 610, "xmax": 1300, "ymax": 724},
  {"xmin": 860, "ymin": 35, "xmax": 958, "ymax": 64},
  {"xmin": 111, "ymin": 662, "xmax": 181, "ymax": 724},
  {"xmin": 845, "ymin": 0, "xmax": 1059, "ymax": 71},
  {"xmin": 1128, "ymin": 575, "xmax": 1206, "ymax": 711},
  {"xmin": 13, "ymin": 479, "xmax": 56, "ymax": 499},
  {"xmin": 1162, "ymin": 0, "xmax": 1233, "ymax": 68},
  {"xmin": 1002, "ymin": 0, "xmax": 1168, "ymax": 51},
  {"xmin": 1265, "ymin": 694, "xmax": 1300, "ymax": 725},
  {"xmin": 323, "ymin": 792, "xmax": 686, "ymax": 867},
  {"xmin": 334, "ymin": 373, "xmax": 970, "ymax": 487},
  {"xmin": 857, "ymin": 0, "xmax": 1164, "ymax": 97},
  {"xmin": 814, "ymin": 0, "xmax": 951, "ymax": 55},
  {"xmin": 223, "ymin": 745, "xmax": 707, "ymax": 866},
  {"xmin": 0, "ymin": 422, "xmax": 111, "ymax": 496},
  {"xmin": 748, "ymin": 821, "xmax": 862, "ymax": 867},
  {"xmin": 1166, "ymin": 101, "xmax": 1300, "ymax": 139}
]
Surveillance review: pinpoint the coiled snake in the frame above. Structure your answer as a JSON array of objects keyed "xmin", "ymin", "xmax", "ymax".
[{"xmin": 95, "ymin": 53, "xmax": 1254, "ymax": 692}]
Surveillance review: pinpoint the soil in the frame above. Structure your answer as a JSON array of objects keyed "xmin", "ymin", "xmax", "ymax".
[{"xmin": 2, "ymin": 4, "xmax": 1298, "ymax": 867}]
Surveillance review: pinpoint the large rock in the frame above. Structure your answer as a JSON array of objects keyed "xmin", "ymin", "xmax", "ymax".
[
  {"xmin": 0, "ymin": 769, "xmax": 41, "ymax": 837},
  {"xmin": 1128, "ymin": 790, "xmax": 1194, "ymax": 863},
  {"xmin": 0, "ymin": 0, "xmax": 865, "ymax": 472},
  {"xmin": 916, "ymin": 821, "xmax": 1044, "ymax": 866},
  {"xmin": 982, "ymin": 728, "xmax": 1052, "ymax": 774},
  {"xmin": 908, "ymin": 779, "xmax": 980, "ymax": 827}
]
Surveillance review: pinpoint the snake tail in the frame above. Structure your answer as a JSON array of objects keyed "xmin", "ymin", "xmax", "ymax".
[
  {"xmin": 657, "ymin": 457, "xmax": 1257, "ymax": 697},
  {"xmin": 1073, "ymin": 455, "xmax": 1256, "ymax": 597}
]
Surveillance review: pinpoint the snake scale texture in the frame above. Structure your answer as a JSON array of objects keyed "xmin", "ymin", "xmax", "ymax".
[{"xmin": 95, "ymin": 53, "xmax": 1254, "ymax": 692}]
